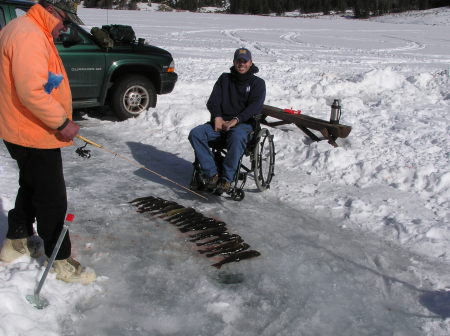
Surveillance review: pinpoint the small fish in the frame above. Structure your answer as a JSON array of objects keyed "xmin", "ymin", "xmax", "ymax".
[
  {"xmin": 162, "ymin": 207, "xmax": 196, "ymax": 219},
  {"xmin": 198, "ymin": 237, "xmax": 244, "ymax": 254},
  {"xmin": 211, "ymin": 250, "xmax": 261, "ymax": 269},
  {"xmin": 206, "ymin": 242, "xmax": 250, "ymax": 258},
  {"xmin": 174, "ymin": 214, "xmax": 209, "ymax": 227},
  {"xmin": 134, "ymin": 198, "xmax": 168, "ymax": 209},
  {"xmin": 178, "ymin": 217, "xmax": 217, "ymax": 229},
  {"xmin": 179, "ymin": 221, "xmax": 226, "ymax": 233},
  {"xmin": 129, "ymin": 196, "xmax": 158, "ymax": 204},
  {"xmin": 188, "ymin": 227, "xmax": 228, "ymax": 242},
  {"xmin": 178, "ymin": 217, "xmax": 219, "ymax": 228},
  {"xmin": 130, "ymin": 198, "xmax": 162, "ymax": 208},
  {"xmin": 188, "ymin": 220, "xmax": 226, "ymax": 230},
  {"xmin": 136, "ymin": 207, "xmax": 154, "ymax": 213},
  {"xmin": 172, "ymin": 212, "xmax": 205, "ymax": 225},
  {"xmin": 195, "ymin": 233, "xmax": 240, "ymax": 246},
  {"xmin": 138, "ymin": 200, "xmax": 178, "ymax": 211},
  {"xmin": 150, "ymin": 204, "xmax": 184, "ymax": 215}
]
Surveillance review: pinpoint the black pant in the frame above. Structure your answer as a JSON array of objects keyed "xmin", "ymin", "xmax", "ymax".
[{"xmin": 4, "ymin": 141, "xmax": 71, "ymax": 259}]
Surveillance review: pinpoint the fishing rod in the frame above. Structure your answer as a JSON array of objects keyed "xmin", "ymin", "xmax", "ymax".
[{"xmin": 75, "ymin": 135, "xmax": 208, "ymax": 201}]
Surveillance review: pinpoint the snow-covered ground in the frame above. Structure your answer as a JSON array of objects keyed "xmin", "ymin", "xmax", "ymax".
[{"xmin": 1, "ymin": 6, "xmax": 450, "ymax": 336}]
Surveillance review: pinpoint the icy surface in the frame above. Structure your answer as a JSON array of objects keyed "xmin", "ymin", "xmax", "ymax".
[{"xmin": 1, "ymin": 6, "xmax": 450, "ymax": 336}]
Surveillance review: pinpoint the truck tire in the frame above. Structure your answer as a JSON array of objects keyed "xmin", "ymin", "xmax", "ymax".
[{"xmin": 111, "ymin": 75, "xmax": 156, "ymax": 120}]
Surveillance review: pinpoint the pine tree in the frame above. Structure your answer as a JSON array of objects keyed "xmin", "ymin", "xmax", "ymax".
[
  {"xmin": 354, "ymin": 0, "xmax": 370, "ymax": 17},
  {"xmin": 322, "ymin": 0, "xmax": 331, "ymax": 14}
]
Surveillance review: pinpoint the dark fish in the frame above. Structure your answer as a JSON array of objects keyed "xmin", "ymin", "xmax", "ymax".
[
  {"xmin": 174, "ymin": 214, "xmax": 210, "ymax": 227},
  {"xmin": 134, "ymin": 198, "xmax": 168, "ymax": 209},
  {"xmin": 163, "ymin": 207, "xmax": 196, "ymax": 219},
  {"xmin": 131, "ymin": 198, "xmax": 162, "ymax": 208},
  {"xmin": 179, "ymin": 220, "xmax": 225, "ymax": 233},
  {"xmin": 136, "ymin": 208, "xmax": 154, "ymax": 213},
  {"xmin": 172, "ymin": 212, "xmax": 205, "ymax": 225},
  {"xmin": 187, "ymin": 225, "xmax": 226, "ymax": 237},
  {"xmin": 195, "ymin": 233, "xmax": 240, "ymax": 246},
  {"xmin": 129, "ymin": 196, "xmax": 158, "ymax": 204},
  {"xmin": 198, "ymin": 237, "xmax": 243, "ymax": 254},
  {"xmin": 187, "ymin": 220, "xmax": 226, "ymax": 230},
  {"xmin": 188, "ymin": 227, "xmax": 228, "ymax": 242},
  {"xmin": 150, "ymin": 204, "xmax": 184, "ymax": 215},
  {"xmin": 135, "ymin": 197, "xmax": 165, "ymax": 205},
  {"xmin": 138, "ymin": 200, "xmax": 178, "ymax": 211},
  {"xmin": 206, "ymin": 242, "xmax": 250, "ymax": 258},
  {"xmin": 177, "ymin": 216, "xmax": 219, "ymax": 228},
  {"xmin": 211, "ymin": 250, "xmax": 261, "ymax": 269},
  {"xmin": 178, "ymin": 217, "xmax": 218, "ymax": 229}
]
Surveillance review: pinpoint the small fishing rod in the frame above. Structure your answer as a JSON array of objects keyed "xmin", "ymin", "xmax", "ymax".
[{"xmin": 75, "ymin": 135, "xmax": 207, "ymax": 201}]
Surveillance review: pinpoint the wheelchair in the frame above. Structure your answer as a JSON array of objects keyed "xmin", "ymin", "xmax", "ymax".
[{"xmin": 190, "ymin": 115, "xmax": 275, "ymax": 201}]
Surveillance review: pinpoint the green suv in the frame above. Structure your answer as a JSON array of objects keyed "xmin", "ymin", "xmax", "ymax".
[{"xmin": 0, "ymin": 0, "xmax": 178, "ymax": 119}]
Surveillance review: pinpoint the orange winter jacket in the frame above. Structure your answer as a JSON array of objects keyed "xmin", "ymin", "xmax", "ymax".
[{"xmin": 0, "ymin": 4, "xmax": 73, "ymax": 149}]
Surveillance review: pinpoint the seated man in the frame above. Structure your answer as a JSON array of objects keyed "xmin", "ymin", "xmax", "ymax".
[{"xmin": 189, "ymin": 48, "xmax": 266, "ymax": 193}]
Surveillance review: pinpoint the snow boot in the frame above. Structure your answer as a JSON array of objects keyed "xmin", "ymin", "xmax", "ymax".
[
  {"xmin": 216, "ymin": 179, "xmax": 232, "ymax": 193},
  {"xmin": 206, "ymin": 174, "xmax": 219, "ymax": 190},
  {"xmin": 52, "ymin": 257, "xmax": 96, "ymax": 284},
  {"xmin": 0, "ymin": 237, "xmax": 43, "ymax": 263}
]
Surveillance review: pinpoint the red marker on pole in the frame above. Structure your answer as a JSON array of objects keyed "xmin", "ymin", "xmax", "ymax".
[{"xmin": 283, "ymin": 108, "xmax": 301, "ymax": 115}]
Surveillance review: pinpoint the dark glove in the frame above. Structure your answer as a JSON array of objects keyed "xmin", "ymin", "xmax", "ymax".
[{"xmin": 57, "ymin": 119, "xmax": 80, "ymax": 141}]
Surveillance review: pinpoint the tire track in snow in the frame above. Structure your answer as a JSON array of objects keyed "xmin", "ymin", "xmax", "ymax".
[
  {"xmin": 379, "ymin": 35, "xmax": 425, "ymax": 52},
  {"xmin": 222, "ymin": 29, "xmax": 278, "ymax": 58},
  {"xmin": 280, "ymin": 30, "xmax": 425, "ymax": 53}
]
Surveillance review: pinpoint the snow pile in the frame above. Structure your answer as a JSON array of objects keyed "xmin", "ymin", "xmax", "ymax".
[
  {"xmin": 370, "ymin": 6, "xmax": 450, "ymax": 25},
  {"xmin": 1, "ymin": 7, "xmax": 450, "ymax": 336},
  {"xmin": 136, "ymin": 1, "xmax": 162, "ymax": 12}
]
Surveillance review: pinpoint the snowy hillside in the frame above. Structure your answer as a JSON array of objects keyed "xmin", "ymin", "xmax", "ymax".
[
  {"xmin": 1, "ymin": 6, "xmax": 449, "ymax": 336},
  {"xmin": 370, "ymin": 6, "xmax": 450, "ymax": 25}
]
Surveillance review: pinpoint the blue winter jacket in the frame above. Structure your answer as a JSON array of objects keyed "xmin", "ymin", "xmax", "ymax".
[{"xmin": 206, "ymin": 64, "xmax": 266, "ymax": 124}]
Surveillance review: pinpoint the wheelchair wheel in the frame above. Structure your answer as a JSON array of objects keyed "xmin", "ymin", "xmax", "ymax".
[
  {"xmin": 253, "ymin": 128, "xmax": 275, "ymax": 191},
  {"xmin": 230, "ymin": 189, "xmax": 245, "ymax": 201}
]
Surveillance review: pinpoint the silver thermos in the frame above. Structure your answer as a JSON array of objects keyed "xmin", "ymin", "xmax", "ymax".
[{"xmin": 330, "ymin": 99, "xmax": 341, "ymax": 124}]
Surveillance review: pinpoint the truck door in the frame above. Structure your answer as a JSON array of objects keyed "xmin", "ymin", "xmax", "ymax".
[{"xmin": 56, "ymin": 26, "xmax": 106, "ymax": 102}]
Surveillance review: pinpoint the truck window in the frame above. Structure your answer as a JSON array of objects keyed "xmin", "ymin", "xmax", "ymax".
[
  {"xmin": 56, "ymin": 26, "xmax": 93, "ymax": 45},
  {"xmin": 0, "ymin": 7, "xmax": 5, "ymax": 28}
]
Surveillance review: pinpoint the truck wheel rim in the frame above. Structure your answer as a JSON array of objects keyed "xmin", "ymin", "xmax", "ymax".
[{"xmin": 123, "ymin": 85, "xmax": 149, "ymax": 115}]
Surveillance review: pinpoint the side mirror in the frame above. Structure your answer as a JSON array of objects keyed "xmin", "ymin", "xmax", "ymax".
[
  {"xmin": 62, "ymin": 35, "xmax": 82, "ymax": 48},
  {"xmin": 59, "ymin": 27, "xmax": 82, "ymax": 48}
]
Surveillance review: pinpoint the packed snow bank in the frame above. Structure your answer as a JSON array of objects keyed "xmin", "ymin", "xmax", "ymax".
[{"xmin": 264, "ymin": 65, "xmax": 450, "ymax": 258}]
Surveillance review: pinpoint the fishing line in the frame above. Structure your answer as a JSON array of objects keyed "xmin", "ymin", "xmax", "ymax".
[{"xmin": 75, "ymin": 135, "xmax": 207, "ymax": 200}]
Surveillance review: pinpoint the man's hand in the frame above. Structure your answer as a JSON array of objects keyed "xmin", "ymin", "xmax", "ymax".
[
  {"xmin": 222, "ymin": 118, "xmax": 238, "ymax": 132},
  {"xmin": 57, "ymin": 120, "xmax": 80, "ymax": 141},
  {"xmin": 214, "ymin": 117, "xmax": 225, "ymax": 132}
]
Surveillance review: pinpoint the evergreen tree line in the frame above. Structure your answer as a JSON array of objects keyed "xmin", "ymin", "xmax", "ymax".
[
  {"xmin": 168, "ymin": 0, "xmax": 450, "ymax": 16},
  {"xmin": 84, "ymin": 0, "xmax": 139, "ymax": 10},
  {"xmin": 84, "ymin": 0, "xmax": 450, "ymax": 17}
]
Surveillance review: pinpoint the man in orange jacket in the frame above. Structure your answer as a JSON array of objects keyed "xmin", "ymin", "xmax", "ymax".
[{"xmin": 0, "ymin": 0, "xmax": 95, "ymax": 284}]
